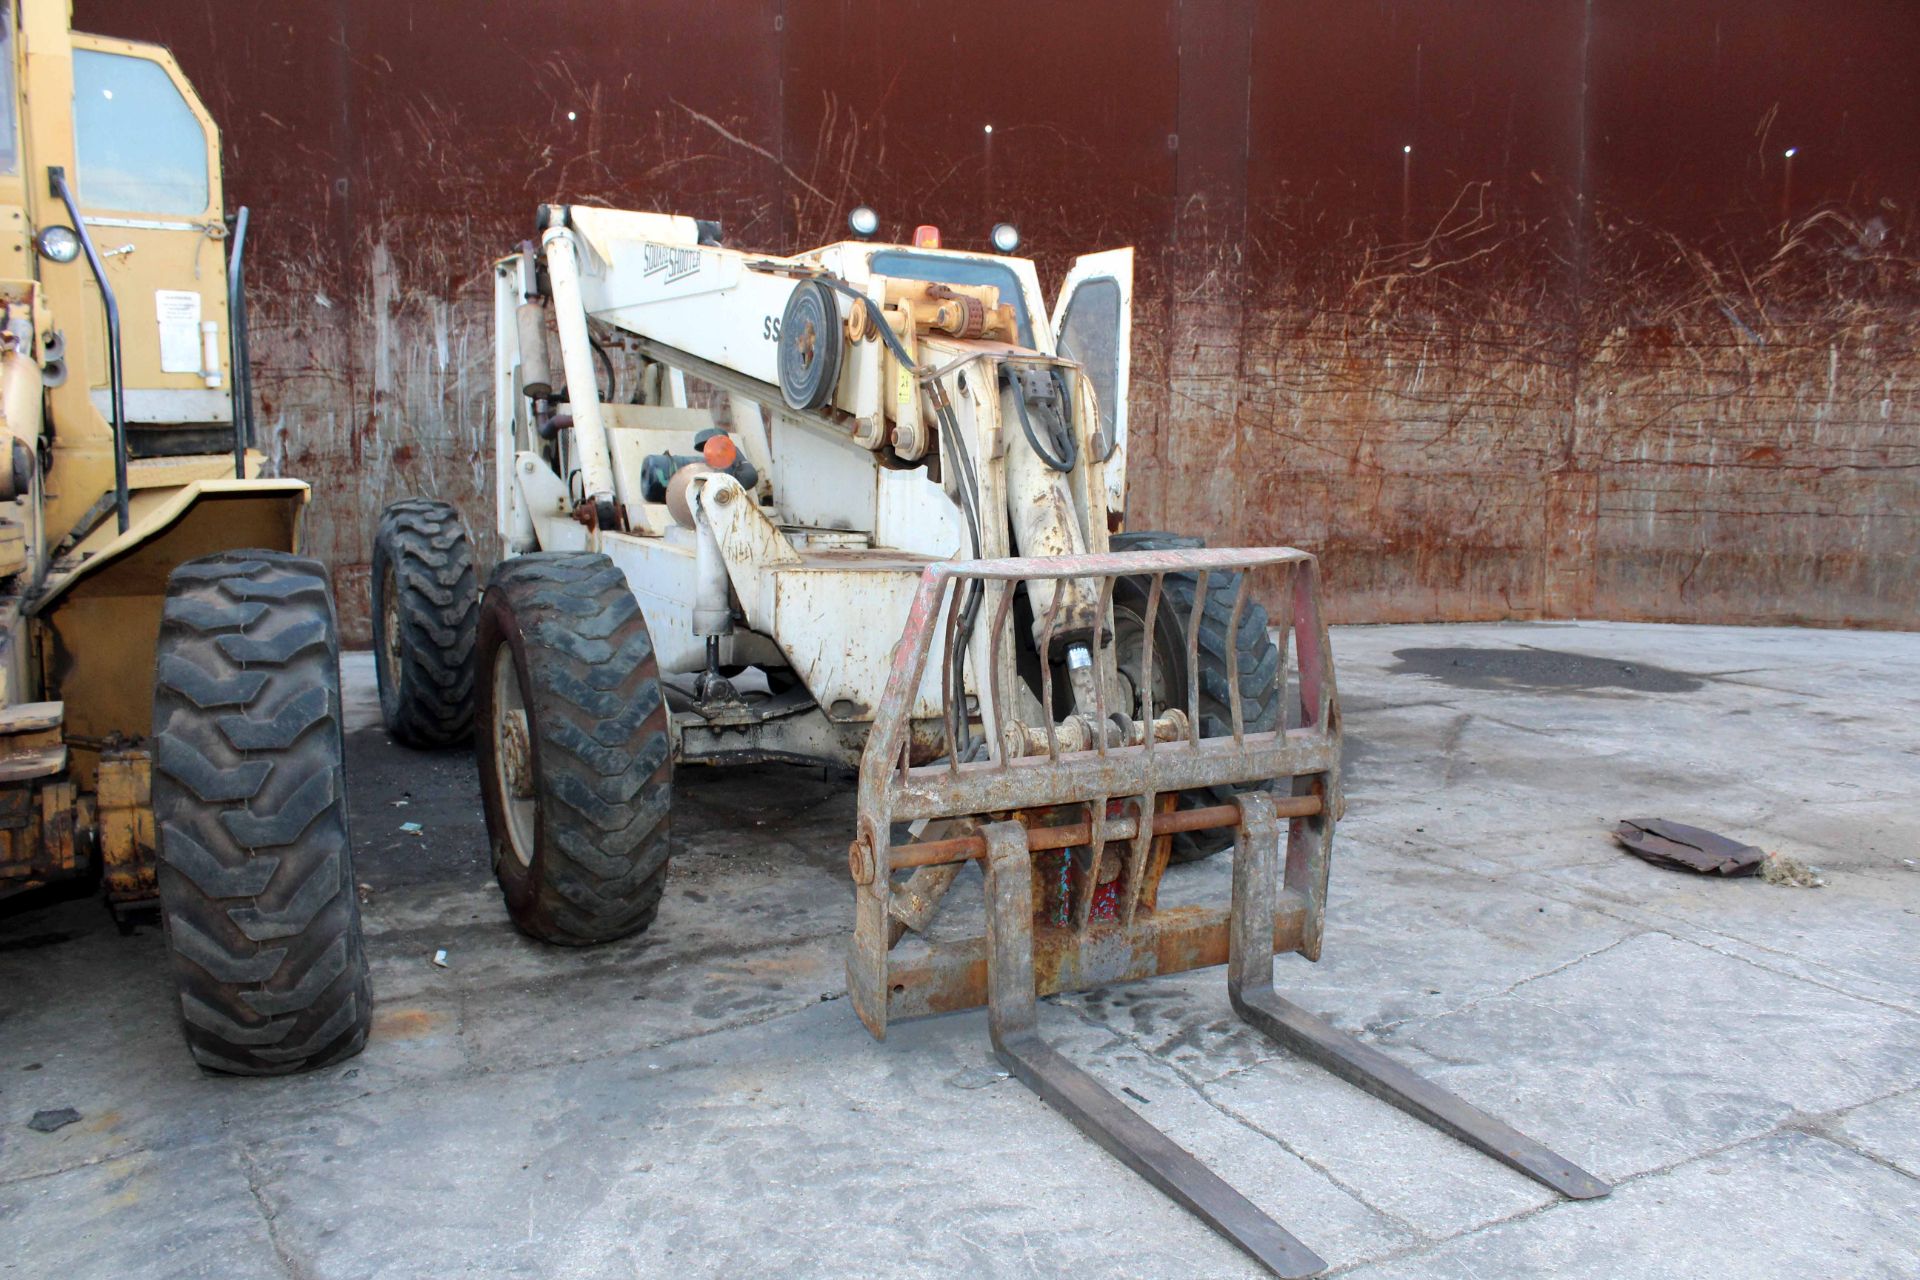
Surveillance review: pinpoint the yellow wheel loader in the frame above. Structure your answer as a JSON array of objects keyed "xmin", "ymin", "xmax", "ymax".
[
  {"xmin": 377, "ymin": 207, "xmax": 1605, "ymax": 1272},
  {"xmin": 0, "ymin": 0, "xmax": 368, "ymax": 1074}
]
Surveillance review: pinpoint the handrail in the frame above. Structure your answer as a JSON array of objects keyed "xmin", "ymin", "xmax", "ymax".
[
  {"xmin": 226, "ymin": 205, "xmax": 253, "ymax": 478},
  {"xmin": 49, "ymin": 165, "xmax": 128, "ymax": 534}
]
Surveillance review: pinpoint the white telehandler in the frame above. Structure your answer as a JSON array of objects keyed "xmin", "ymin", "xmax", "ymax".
[{"xmin": 373, "ymin": 206, "xmax": 1606, "ymax": 1275}]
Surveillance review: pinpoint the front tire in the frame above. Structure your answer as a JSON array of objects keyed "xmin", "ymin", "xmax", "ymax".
[
  {"xmin": 1111, "ymin": 531, "xmax": 1282, "ymax": 863},
  {"xmin": 372, "ymin": 498, "xmax": 478, "ymax": 747},
  {"xmin": 476, "ymin": 553, "xmax": 673, "ymax": 945},
  {"xmin": 151, "ymin": 552, "xmax": 371, "ymax": 1074}
]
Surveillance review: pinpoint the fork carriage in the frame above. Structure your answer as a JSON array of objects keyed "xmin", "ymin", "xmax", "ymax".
[
  {"xmin": 849, "ymin": 547, "xmax": 1340, "ymax": 1031},
  {"xmin": 848, "ymin": 547, "xmax": 1606, "ymax": 1278}
]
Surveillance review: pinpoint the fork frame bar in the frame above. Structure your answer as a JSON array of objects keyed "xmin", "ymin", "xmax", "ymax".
[{"xmin": 850, "ymin": 547, "xmax": 1340, "ymax": 1040}]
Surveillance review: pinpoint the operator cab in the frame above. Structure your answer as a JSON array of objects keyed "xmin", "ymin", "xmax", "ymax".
[{"xmin": 1, "ymin": 7, "xmax": 247, "ymax": 461}]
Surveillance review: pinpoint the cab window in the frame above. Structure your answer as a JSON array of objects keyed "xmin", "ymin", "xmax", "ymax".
[
  {"xmin": 0, "ymin": 9, "xmax": 17, "ymax": 175},
  {"xmin": 868, "ymin": 250, "xmax": 1035, "ymax": 346},
  {"xmin": 73, "ymin": 49, "xmax": 208, "ymax": 214},
  {"xmin": 1057, "ymin": 278, "xmax": 1121, "ymax": 442}
]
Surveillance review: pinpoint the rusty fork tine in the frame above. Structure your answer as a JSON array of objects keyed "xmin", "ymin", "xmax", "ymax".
[
  {"xmin": 1038, "ymin": 576, "xmax": 1066, "ymax": 763},
  {"xmin": 1226, "ymin": 571, "xmax": 1249, "ymax": 745},
  {"xmin": 1121, "ymin": 791, "xmax": 1157, "ymax": 926},
  {"xmin": 940, "ymin": 580, "xmax": 963, "ymax": 774},
  {"xmin": 1186, "ymin": 569, "xmax": 1209, "ymax": 747},
  {"xmin": 1093, "ymin": 575, "xmax": 1115, "ymax": 757},
  {"xmin": 1272, "ymin": 562, "xmax": 1297, "ymax": 733},
  {"xmin": 1124, "ymin": 573, "xmax": 1165, "ymax": 926},
  {"xmin": 979, "ymin": 823, "xmax": 1328, "ymax": 1280},
  {"xmin": 1141, "ymin": 573, "xmax": 1162, "ymax": 757},
  {"xmin": 987, "ymin": 580, "xmax": 1017, "ymax": 766},
  {"xmin": 1075, "ymin": 796, "xmax": 1107, "ymax": 931}
]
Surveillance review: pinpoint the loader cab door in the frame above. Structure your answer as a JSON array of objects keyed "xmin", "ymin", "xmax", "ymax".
[
  {"xmin": 1050, "ymin": 247, "xmax": 1132, "ymax": 518},
  {"xmin": 68, "ymin": 38, "xmax": 232, "ymax": 451}
]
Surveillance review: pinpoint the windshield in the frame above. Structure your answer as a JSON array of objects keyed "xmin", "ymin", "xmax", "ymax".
[
  {"xmin": 73, "ymin": 48, "xmax": 209, "ymax": 214},
  {"xmin": 0, "ymin": 7, "xmax": 16, "ymax": 176},
  {"xmin": 868, "ymin": 250, "xmax": 1035, "ymax": 347}
]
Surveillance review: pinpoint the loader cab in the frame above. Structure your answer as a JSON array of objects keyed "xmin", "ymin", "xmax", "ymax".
[
  {"xmin": 832, "ymin": 236, "xmax": 1135, "ymax": 517},
  {"xmin": 865, "ymin": 248, "xmax": 1040, "ymax": 347},
  {"xmin": 0, "ymin": 0, "xmax": 255, "ymax": 550},
  {"xmin": 1, "ymin": 3, "xmax": 238, "ymax": 453},
  {"xmin": 54, "ymin": 33, "xmax": 236, "ymax": 455}
]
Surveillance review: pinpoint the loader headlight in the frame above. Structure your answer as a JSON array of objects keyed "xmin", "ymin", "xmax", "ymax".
[
  {"xmin": 848, "ymin": 206, "xmax": 879, "ymax": 239},
  {"xmin": 35, "ymin": 226, "xmax": 80, "ymax": 264},
  {"xmin": 990, "ymin": 222, "xmax": 1020, "ymax": 254}
]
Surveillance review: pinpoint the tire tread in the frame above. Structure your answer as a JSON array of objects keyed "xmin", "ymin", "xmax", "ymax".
[
  {"xmin": 1112, "ymin": 530, "xmax": 1283, "ymax": 863},
  {"xmin": 480, "ymin": 552, "xmax": 672, "ymax": 945},
  {"xmin": 373, "ymin": 499, "xmax": 479, "ymax": 747},
  {"xmin": 152, "ymin": 550, "xmax": 371, "ymax": 1074}
]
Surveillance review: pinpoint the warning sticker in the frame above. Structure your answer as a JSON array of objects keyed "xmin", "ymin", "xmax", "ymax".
[{"xmin": 156, "ymin": 289, "xmax": 202, "ymax": 374}]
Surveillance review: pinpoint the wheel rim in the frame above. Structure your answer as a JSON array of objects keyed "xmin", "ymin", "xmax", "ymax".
[
  {"xmin": 379, "ymin": 562, "xmax": 402, "ymax": 694},
  {"xmin": 1110, "ymin": 600, "xmax": 1181, "ymax": 722},
  {"xmin": 490, "ymin": 643, "xmax": 537, "ymax": 868}
]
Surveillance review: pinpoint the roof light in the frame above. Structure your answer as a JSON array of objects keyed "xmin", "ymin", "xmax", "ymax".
[
  {"xmin": 848, "ymin": 205, "xmax": 879, "ymax": 238},
  {"xmin": 912, "ymin": 225, "xmax": 941, "ymax": 249},
  {"xmin": 990, "ymin": 223, "xmax": 1020, "ymax": 254}
]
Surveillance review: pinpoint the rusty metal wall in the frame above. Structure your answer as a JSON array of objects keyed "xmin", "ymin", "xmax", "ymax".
[{"xmin": 76, "ymin": 1, "xmax": 1920, "ymax": 638}]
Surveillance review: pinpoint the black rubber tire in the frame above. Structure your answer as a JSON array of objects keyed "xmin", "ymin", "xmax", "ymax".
[
  {"xmin": 150, "ymin": 551, "xmax": 372, "ymax": 1074},
  {"xmin": 1110, "ymin": 531, "xmax": 1282, "ymax": 863},
  {"xmin": 476, "ymin": 553, "xmax": 672, "ymax": 945},
  {"xmin": 371, "ymin": 498, "xmax": 478, "ymax": 747}
]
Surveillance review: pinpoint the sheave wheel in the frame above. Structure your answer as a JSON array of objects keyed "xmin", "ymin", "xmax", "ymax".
[
  {"xmin": 476, "ymin": 553, "xmax": 673, "ymax": 945},
  {"xmin": 1110, "ymin": 531, "xmax": 1282, "ymax": 863},
  {"xmin": 151, "ymin": 551, "xmax": 372, "ymax": 1073},
  {"xmin": 371, "ymin": 498, "xmax": 478, "ymax": 746}
]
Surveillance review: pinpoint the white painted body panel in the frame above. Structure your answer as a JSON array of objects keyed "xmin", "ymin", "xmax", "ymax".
[{"xmin": 493, "ymin": 207, "xmax": 1134, "ymax": 738}]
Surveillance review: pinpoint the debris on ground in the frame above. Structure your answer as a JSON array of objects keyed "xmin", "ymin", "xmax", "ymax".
[
  {"xmin": 431, "ymin": 948, "xmax": 450, "ymax": 968},
  {"xmin": 946, "ymin": 1066, "xmax": 1011, "ymax": 1091},
  {"xmin": 399, "ymin": 821, "xmax": 423, "ymax": 835},
  {"xmin": 27, "ymin": 1108, "xmax": 81, "ymax": 1133},
  {"xmin": 1759, "ymin": 851, "xmax": 1826, "ymax": 888},
  {"xmin": 1614, "ymin": 819, "xmax": 1764, "ymax": 876}
]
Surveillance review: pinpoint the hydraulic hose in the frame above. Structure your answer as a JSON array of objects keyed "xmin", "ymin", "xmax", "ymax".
[{"xmin": 1002, "ymin": 366, "xmax": 1077, "ymax": 473}]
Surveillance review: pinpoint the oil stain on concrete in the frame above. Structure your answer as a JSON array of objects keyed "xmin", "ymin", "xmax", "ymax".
[{"xmin": 1388, "ymin": 645, "xmax": 1706, "ymax": 694}]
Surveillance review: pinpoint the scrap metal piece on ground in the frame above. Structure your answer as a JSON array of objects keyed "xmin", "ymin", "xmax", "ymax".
[
  {"xmin": 1615, "ymin": 818, "xmax": 1764, "ymax": 876},
  {"xmin": 27, "ymin": 1107, "xmax": 81, "ymax": 1133}
]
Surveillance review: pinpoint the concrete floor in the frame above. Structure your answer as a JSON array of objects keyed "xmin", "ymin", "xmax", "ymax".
[{"xmin": 3, "ymin": 621, "xmax": 1919, "ymax": 1279}]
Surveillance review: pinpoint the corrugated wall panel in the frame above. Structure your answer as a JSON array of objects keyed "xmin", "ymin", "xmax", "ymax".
[{"xmin": 74, "ymin": 0, "xmax": 1919, "ymax": 638}]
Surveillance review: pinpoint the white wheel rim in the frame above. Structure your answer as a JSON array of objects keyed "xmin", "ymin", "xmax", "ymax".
[
  {"xmin": 491, "ymin": 644, "xmax": 537, "ymax": 867},
  {"xmin": 379, "ymin": 563, "xmax": 402, "ymax": 694}
]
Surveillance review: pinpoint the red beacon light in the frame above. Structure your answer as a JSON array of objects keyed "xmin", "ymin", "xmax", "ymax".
[{"xmin": 912, "ymin": 224, "xmax": 941, "ymax": 249}]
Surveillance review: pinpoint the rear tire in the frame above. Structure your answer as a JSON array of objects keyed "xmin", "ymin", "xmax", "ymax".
[
  {"xmin": 1111, "ymin": 531, "xmax": 1281, "ymax": 864},
  {"xmin": 151, "ymin": 552, "xmax": 371, "ymax": 1074},
  {"xmin": 476, "ymin": 553, "xmax": 673, "ymax": 945},
  {"xmin": 372, "ymin": 498, "xmax": 478, "ymax": 747}
]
